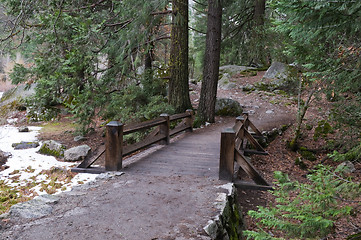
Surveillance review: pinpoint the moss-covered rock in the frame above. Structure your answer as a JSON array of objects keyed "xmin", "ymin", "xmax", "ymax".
[
  {"xmin": 314, "ymin": 120, "xmax": 333, "ymax": 141},
  {"xmin": 204, "ymin": 184, "xmax": 244, "ymax": 240},
  {"xmin": 38, "ymin": 140, "xmax": 65, "ymax": 158},
  {"xmin": 299, "ymin": 147, "xmax": 317, "ymax": 161},
  {"xmin": 215, "ymin": 98, "xmax": 243, "ymax": 117}
]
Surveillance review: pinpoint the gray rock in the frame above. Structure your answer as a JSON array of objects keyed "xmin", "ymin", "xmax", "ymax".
[
  {"xmin": 266, "ymin": 110, "xmax": 274, "ymax": 114},
  {"xmin": 12, "ymin": 141, "xmax": 39, "ymax": 150},
  {"xmin": 39, "ymin": 140, "xmax": 65, "ymax": 157},
  {"xmin": 337, "ymin": 161, "xmax": 356, "ymax": 174},
  {"xmin": 262, "ymin": 62, "xmax": 299, "ymax": 91},
  {"xmin": 96, "ymin": 171, "xmax": 124, "ymax": 180},
  {"xmin": 218, "ymin": 73, "xmax": 238, "ymax": 90},
  {"xmin": 9, "ymin": 195, "xmax": 59, "ymax": 219},
  {"xmin": 215, "ymin": 98, "xmax": 243, "ymax": 117},
  {"xmin": 0, "ymin": 150, "xmax": 11, "ymax": 162},
  {"xmin": 64, "ymin": 145, "xmax": 91, "ymax": 162},
  {"xmin": 18, "ymin": 126, "xmax": 29, "ymax": 132},
  {"xmin": 74, "ymin": 136, "xmax": 87, "ymax": 142},
  {"xmin": 35, "ymin": 194, "xmax": 59, "ymax": 204},
  {"xmin": 262, "ymin": 61, "xmax": 288, "ymax": 81}
]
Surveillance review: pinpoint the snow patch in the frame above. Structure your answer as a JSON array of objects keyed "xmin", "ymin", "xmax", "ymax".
[{"xmin": 0, "ymin": 125, "xmax": 97, "ymax": 196}]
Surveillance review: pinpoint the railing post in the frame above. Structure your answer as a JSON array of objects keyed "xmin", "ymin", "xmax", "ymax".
[
  {"xmin": 160, "ymin": 113, "xmax": 170, "ymax": 145},
  {"xmin": 236, "ymin": 116, "xmax": 244, "ymax": 124},
  {"xmin": 105, "ymin": 121, "xmax": 123, "ymax": 171},
  {"xmin": 243, "ymin": 112, "xmax": 249, "ymax": 131},
  {"xmin": 186, "ymin": 109, "xmax": 194, "ymax": 132},
  {"xmin": 219, "ymin": 127, "xmax": 235, "ymax": 181}
]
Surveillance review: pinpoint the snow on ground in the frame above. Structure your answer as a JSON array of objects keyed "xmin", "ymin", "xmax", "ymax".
[
  {"xmin": 0, "ymin": 125, "xmax": 97, "ymax": 197},
  {"xmin": 0, "ymin": 92, "xmax": 3, "ymax": 99}
]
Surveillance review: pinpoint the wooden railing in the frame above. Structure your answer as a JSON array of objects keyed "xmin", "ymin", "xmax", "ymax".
[
  {"xmin": 219, "ymin": 113, "xmax": 271, "ymax": 190},
  {"xmin": 72, "ymin": 110, "xmax": 193, "ymax": 174}
]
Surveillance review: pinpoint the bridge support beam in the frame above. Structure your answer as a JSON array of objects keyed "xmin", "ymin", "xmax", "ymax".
[{"xmin": 219, "ymin": 128, "xmax": 235, "ymax": 181}]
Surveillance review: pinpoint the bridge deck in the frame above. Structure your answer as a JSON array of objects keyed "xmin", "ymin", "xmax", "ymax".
[{"xmin": 123, "ymin": 125, "xmax": 222, "ymax": 178}]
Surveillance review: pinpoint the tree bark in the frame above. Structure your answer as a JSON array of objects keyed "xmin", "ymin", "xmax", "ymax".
[
  {"xmin": 169, "ymin": 0, "xmax": 192, "ymax": 113},
  {"xmin": 197, "ymin": 0, "xmax": 222, "ymax": 123},
  {"xmin": 254, "ymin": 0, "xmax": 266, "ymax": 26}
]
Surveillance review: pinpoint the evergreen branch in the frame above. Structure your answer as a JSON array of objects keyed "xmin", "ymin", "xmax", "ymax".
[
  {"xmin": 189, "ymin": 26, "xmax": 205, "ymax": 34},
  {"xmin": 189, "ymin": 5, "xmax": 206, "ymax": 14},
  {"xmin": 221, "ymin": 12, "xmax": 254, "ymax": 41},
  {"xmin": 150, "ymin": 10, "xmax": 172, "ymax": 15},
  {"xmin": 53, "ymin": 0, "xmax": 65, "ymax": 43},
  {"xmin": 62, "ymin": 0, "xmax": 108, "ymax": 12},
  {"xmin": 104, "ymin": 19, "xmax": 133, "ymax": 28},
  {"xmin": 192, "ymin": 0, "xmax": 207, "ymax": 7}
]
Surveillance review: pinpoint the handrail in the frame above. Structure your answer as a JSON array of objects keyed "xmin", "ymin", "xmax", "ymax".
[
  {"xmin": 219, "ymin": 113, "xmax": 270, "ymax": 188},
  {"xmin": 124, "ymin": 118, "xmax": 166, "ymax": 135},
  {"xmin": 72, "ymin": 110, "xmax": 194, "ymax": 173}
]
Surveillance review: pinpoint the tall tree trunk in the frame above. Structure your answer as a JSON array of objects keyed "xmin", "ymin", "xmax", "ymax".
[
  {"xmin": 254, "ymin": 0, "xmax": 266, "ymax": 26},
  {"xmin": 197, "ymin": 0, "xmax": 222, "ymax": 123},
  {"xmin": 143, "ymin": 43, "xmax": 154, "ymax": 94},
  {"xmin": 169, "ymin": 0, "xmax": 192, "ymax": 113},
  {"xmin": 251, "ymin": 0, "xmax": 267, "ymax": 66}
]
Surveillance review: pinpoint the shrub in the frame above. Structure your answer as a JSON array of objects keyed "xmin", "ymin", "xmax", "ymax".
[{"xmin": 244, "ymin": 165, "xmax": 361, "ymax": 239}]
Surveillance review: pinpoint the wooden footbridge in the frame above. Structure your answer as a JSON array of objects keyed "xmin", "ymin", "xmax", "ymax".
[
  {"xmin": 2, "ymin": 112, "xmax": 273, "ymax": 239},
  {"xmin": 72, "ymin": 111, "xmax": 271, "ymax": 189}
]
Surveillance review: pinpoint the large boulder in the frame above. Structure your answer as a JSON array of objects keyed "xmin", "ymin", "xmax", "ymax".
[
  {"xmin": 215, "ymin": 98, "xmax": 243, "ymax": 117},
  {"xmin": 262, "ymin": 61, "xmax": 288, "ymax": 82},
  {"xmin": 262, "ymin": 61, "xmax": 299, "ymax": 93},
  {"xmin": 64, "ymin": 145, "xmax": 91, "ymax": 162},
  {"xmin": 218, "ymin": 73, "xmax": 238, "ymax": 90},
  {"xmin": 39, "ymin": 140, "xmax": 65, "ymax": 157}
]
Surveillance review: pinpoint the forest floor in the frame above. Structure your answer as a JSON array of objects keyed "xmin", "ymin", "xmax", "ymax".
[{"xmin": 1, "ymin": 71, "xmax": 360, "ymax": 239}]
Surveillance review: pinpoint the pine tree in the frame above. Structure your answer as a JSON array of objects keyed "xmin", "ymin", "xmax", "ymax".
[
  {"xmin": 197, "ymin": 0, "xmax": 223, "ymax": 123},
  {"xmin": 168, "ymin": 0, "xmax": 192, "ymax": 113}
]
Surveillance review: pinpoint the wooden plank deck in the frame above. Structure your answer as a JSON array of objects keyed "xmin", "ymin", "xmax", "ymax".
[{"xmin": 123, "ymin": 124, "xmax": 223, "ymax": 178}]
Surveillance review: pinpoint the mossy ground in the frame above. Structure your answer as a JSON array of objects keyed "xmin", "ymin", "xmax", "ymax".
[{"xmin": 0, "ymin": 180, "xmax": 31, "ymax": 215}]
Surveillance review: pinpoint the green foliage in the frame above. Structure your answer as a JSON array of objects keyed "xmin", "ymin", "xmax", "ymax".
[
  {"xmin": 221, "ymin": 0, "xmax": 270, "ymax": 66},
  {"xmin": 103, "ymin": 77, "xmax": 174, "ymax": 125},
  {"xmin": 270, "ymin": 0, "xmax": 361, "ymax": 141},
  {"xmin": 1, "ymin": 0, "xmax": 170, "ymax": 132},
  {"xmin": 329, "ymin": 142, "xmax": 361, "ymax": 163},
  {"xmin": 244, "ymin": 166, "xmax": 361, "ymax": 239}
]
